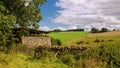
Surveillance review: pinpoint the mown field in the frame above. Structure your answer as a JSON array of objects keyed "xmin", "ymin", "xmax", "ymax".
[{"xmin": 48, "ymin": 31, "xmax": 89, "ymax": 44}]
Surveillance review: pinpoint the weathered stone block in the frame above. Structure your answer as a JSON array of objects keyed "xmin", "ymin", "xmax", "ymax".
[{"xmin": 22, "ymin": 37, "xmax": 51, "ymax": 48}]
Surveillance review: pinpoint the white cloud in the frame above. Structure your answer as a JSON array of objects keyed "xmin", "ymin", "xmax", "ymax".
[
  {"xmin": 39, "ymin": 26, "xmax": 51, "ymax": 31},
  {"xmin": 39, "ymin": 26, "xmax": 67, "ymax": 31},
  {"xmin": 55, "ymin": 27, "xmax": 67, "ymax": 31},
  {"xmin": 68, "ymin": 26, "xmax": 77, "ymax": 29},
  {"xmin": 39, "ymin": 26, "xmax": 77, "ymax": 31},
  {"xmin": 53, "ymin": 0, "xmax": 120, "ymax": 30}
]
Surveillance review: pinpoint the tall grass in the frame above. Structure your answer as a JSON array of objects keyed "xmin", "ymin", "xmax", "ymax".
[
  {"xmin": 0, "ymin": 41, "xmax": 120, "ymax": 68},
  {"xmin": 0, "ymin": 52, "xmax": 68, "ymax": 68},
  {"xmin": 66, "ymin": 36, "xmax": 120, "ymax": 47}
]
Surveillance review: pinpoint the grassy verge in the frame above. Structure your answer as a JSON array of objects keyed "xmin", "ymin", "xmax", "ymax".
[{"xmin": 0, "ymin": 52, "xmax": 68, "ymax": 68}]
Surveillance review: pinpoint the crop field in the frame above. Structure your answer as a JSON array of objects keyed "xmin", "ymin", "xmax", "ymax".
[
  {"xmin": 66, "ymin": 31, "xmax": 120, "ymax": 47},
  {"xmin": 48, "ymin": 31, "xmax": 89, "ymax": 44}
]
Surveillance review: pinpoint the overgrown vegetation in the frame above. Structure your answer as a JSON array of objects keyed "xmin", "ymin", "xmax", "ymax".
[
  {"xmin": 0, "ymin": 41, "xmax": 120, "ymax": 68},
  {"xmin": 51, "ymin": 38, "xmax": 62, "ymax": 46}
]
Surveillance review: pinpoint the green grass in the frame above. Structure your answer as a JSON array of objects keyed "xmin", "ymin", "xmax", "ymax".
[
  {"xmin": 48, "ymin": 31, "xmax": 89, "ymax": 44},
  {"xmin": 66, "ymin": 35, "xmax": 120, "ymax": 47},
  {"xmin": 0, "ymin": 52, "xmax": 68, "ymax": 68}
]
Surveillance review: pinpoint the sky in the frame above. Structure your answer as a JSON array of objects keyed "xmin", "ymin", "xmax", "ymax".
[{"xmin": 39, "ymin": 0, "xmax": 120, "ymax": 31}]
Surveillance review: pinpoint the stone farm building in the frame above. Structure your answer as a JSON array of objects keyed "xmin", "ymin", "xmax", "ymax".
[{"xmin": 12, "ymin": 28, "xmax": 51, "ymax": 47}]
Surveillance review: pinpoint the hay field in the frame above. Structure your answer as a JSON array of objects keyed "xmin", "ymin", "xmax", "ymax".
[
  {"xmin": 88, "ymin": 31, "xmax": 120, "ymax": 36},
  {"xmin": 66, "ymin": 31, "xmax": 120, "ymax": 47}
]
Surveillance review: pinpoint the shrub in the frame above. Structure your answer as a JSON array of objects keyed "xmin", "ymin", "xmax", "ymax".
[
  {"xmin": 60, "ymin": 54, "xmax": 75, "ymax": 67},
  {"xmin": 86, "ymin": 41, "xmax": 89, "ymax": 44},
  {"xmin": 94, "ymin": 39, "xmax": 100, "ymax": 43},
  {"xmin": 101, "ymin": 40, "xmax": 104, "ymax": 42},
  {"xmin": 76, "ymin": 41, "xmax": 84, "ymax": 45},
  {"xmin": 98, "ymin": 44, "xmax": 120, "ymax": 67},
  {"xmin": 108, "ymin": 39, "xmax": 113, "ymax": 42},
  {"xmin": 56, "ymin": 39, "xmax": 62, "ymax": 46},
  {"xmin": 51, "ymin": 38, "xmax": 62, "ymax": 46}
]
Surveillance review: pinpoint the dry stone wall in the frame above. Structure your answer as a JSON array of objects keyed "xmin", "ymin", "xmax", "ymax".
[{"xmin": 22, "ymin": 37, "xmax": 51, "ymax": 48}]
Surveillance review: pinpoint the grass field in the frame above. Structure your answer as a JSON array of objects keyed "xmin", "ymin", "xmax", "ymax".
[
  {"xmin": 66, "ymin": 31, "xmax": 120, "ymax": 47},
  {"xmin": 48, "ymin": 31, "xmax": 89, "ymax": 44}
]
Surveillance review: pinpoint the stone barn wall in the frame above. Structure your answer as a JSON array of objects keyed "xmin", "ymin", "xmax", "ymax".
[{"xmin": 22, "ymin": 37, "xmax": 51, "ymax": 48}]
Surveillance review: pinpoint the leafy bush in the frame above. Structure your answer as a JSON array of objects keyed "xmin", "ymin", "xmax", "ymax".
[
  {"xmin": 86, "ymin": 41, "xmax": 89, "ymax": 44},
  {"xmin": 94, "ymin": 39, "xmax": 100, "ymax": 43},
  {"xmin": 60, "ymin": 54, "xmax": 75, "ymax": 67},
  {"xmin": 108, "ymin": 39, "xmax": 113, "ymax": 42},
  {"xmin": 101, "ymin": 40, "xmax": 104, "ymax": 42},
  {"xmin": 51, "ymin": 38, "xmax": 62, "ymax": 46},
  {"xmin": 76, "ymin": 41, "xmax": 84, "ymax": 45}
]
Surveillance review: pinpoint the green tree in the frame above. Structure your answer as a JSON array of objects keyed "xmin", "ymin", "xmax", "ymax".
[
  {"xmin": 91, "ymin": 27, "xmax": 99, "ymax": 33},
  {"xmin": 1, "ymin": 0, "xmax": 46, "ymax": 29},
  {"xmin": 0, "ymin": 0, "xmax": 46, "ymax": 48},
  {"xmin": 0, "ymin": 1, "xmax": 16, "ymax": 48},
  {"xmin": 100, "ymin": 28, "xmax": 108, "ymax": 32}
]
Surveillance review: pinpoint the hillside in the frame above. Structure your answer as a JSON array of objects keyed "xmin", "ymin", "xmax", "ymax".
[
  {"xmin": 66, "ymin": 31, "xmax": 120, "ymax": 47},
  {"xmin": 89, "ymin": 31, "xmax": 120, "ymax": 36},
  {"xmin": 48, "ymin": 31, "xmax": 89, "ymax": 44}
]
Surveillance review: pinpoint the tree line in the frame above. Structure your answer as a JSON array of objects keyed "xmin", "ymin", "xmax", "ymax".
[
  {"xmin": 91, "ymin": 27, "xmax": 108, "ymax": 33},
  {"xmin": 52, "ymin": 27, "xmax": 108, "ymax": 33}
]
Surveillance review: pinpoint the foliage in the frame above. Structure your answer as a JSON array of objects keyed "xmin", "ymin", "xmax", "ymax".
[
  {"xmin": 91, "ymin": 27, "xmax": 108, "ymax": 33},
  {"xmin": 53, "ymin": 29, "xmax": 61, "ymax": 32},
  {"xmin": 91, "ymin": 27, "xmax": 99, "ymax": 33},
  {"xmin": 0, "ymin": 0, "xmax": 46, "ymax": 48},
  {"xmin": 51, "ymin": 38, "xmax": 62, "ymax": 46},
  {"xmin": 100, "ymin": 28, "xmax": 108, "ymax": 32},
  {"xmin": 60, "ymin": 54, "xmax": 76, "ymax": 67},
  {"xmin": 0, "ymin": 1, "xmax": 16, "ymax": 47},
  {"xmin": 67, "ymin": 29, "xmax": 84, "ymax": 31},
  {"xmin": 76, "ymin": 41, "xmax": 84, "ymax": 45},
  {"xmin": 0, "ymin": 52, "xmax": 68, "ymax": 68},
  {"xmin": 1, "ymin": 0, "xmax": 46, "ymax": 29},
  {"xmin": 0, "ymin": 39, "xmax": 120, "ymax": 68},
  {"xmin": 93, "ymin": 39, "xmax": 100, "ymax": 43}
]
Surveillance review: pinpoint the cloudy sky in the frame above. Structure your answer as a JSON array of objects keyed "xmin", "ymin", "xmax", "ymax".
[{"xmin": 39, "ymin": 0, "xmax": 120, "ymax": 31}]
